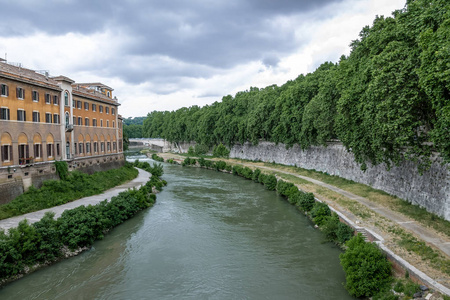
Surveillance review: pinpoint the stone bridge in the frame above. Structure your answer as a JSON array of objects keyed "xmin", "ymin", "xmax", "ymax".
[{"xmin": 129, "ymin": 138, "xmax": 194, "ymax": 153}]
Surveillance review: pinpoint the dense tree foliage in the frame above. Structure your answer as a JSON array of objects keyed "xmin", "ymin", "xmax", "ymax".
[
  {"xmin": 143, "ymin": 0, "xmax": 449, "ymax": 169},
  {"xmin": 123, "ymin": 117, "xmax": 146, "ymax": 138}
]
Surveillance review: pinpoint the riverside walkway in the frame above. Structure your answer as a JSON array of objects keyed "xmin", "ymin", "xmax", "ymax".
[{"xmin": 0, "ymin": 168, "xmax": 150, "ymax": 232}]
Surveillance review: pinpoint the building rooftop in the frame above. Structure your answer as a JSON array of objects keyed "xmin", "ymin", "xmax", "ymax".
[{"xmin": 0, "ymin": 61, "xmax": 61, "ymax": 90}]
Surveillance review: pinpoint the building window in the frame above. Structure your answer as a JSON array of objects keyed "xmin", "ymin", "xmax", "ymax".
[
  {"xmin": 85, "ymin": 118, "xmax": 89, "ymax": 126},
  {"xmin": 111, "ymin": 108, "xmax": 115, "ymax": 115},
  {"xmin": 77, "ymin": 117, "xmax": 82, "ymax": 126},
  {"xmin": 16, "ymin": 87, "xmax": 24, "ymax": 99},
  {"xmin": 77, "ymin": 100, "xmax": 82, "ymax": 109},
  {"xmin": 65, "ymin": 92, "xmax": 69, "ymax": 106},
  {"xmin": 1, "ymin": 145, "xmax": 12, "ymax": 162},
  {"xmin": 101, "ymin": 142, "xmax": 105, "ymax": 152},
  {"xmin": 93, "ymin": 119, "xmax": 97, "ymax": 127},
  {"xmin": 84, "ymin": 102, "xmax": 89, "ymax": 110},
  {"xmin": 106, "ymin": 107, "xmax": 109, "ymax": 114},
  {"xmin": 45, "ymin": 113, "xmax": 52, "ymax": 123},
  {"xmin": 113, "ymin": 142, "xmax": 117, "ymax": 151},
  {"xmin": 112, "ymin": 121, "xmax": 115, "ymax": 128},
  {"xmin": 106, "ymin": 120, "xmax": 109, "ymax": 128},
  {"xmin": 45, "ymin": 93, "xmax": 51, "ymax": 104},
  {"xmin": 107, "ymin": 91, "xmax": 110, "ymax": 97},
  {"xmin": 74, "ymin": 142, "xmax": 77, "ymax": 155},
  {"xmin": 99, "ymin": 105, "xmax": 103, "ymax": 113},
  {"xmin": 32, "ymin": 91, "xmax": 39, "ymax": 102},
  {"xmin": 33, "ymin": 111, "xmax": 40, "ymax": 123},
  {"xmin": 34, "ymin": 144, "xmax": 42, "ymax": 158},
  {"xmin": 86, "ymin": 142, "xmax": 91, "ymax": 154},
  {"xmin": 0, "ymin": 107, "xmax": 10, "ymax": 120},
  {"xmin": 56, "ymin": 143, "xmax": 60, "ymax": 156},
  {"xmin": 107, "ymin": 142, "xmax": 111, "ymax": 152},
  {"xmin": 72, "ymin": 99, "xmax": 75, "ymax": 108},
  {"xmin": 1, "ymin": 84, "xmax": 9, "ymax": 96},
  {"xmin": 18, "ymin": 144, "xmax": 29, "ymax": 164},
  {"xmin": 94, "ymin": 142, "xmax": 98, "ymax": 153},
  {"xmin": 73, "ymin": 116, "xmax": 76, "ymax": 125},
  {"xmin": 79, "ymin": 143, "xmax": 84, "ymax": 154},
  {"xmin": 53, "ymin": 95, "xmax": 59, "ymax": 105},
  {"xmin": 47, "ymin": 144, "xmax": 54, "ymax": 158},
  {"xmin": 53, "ymin": 114, "xmax": 60, "ymax": 124},
  {"xmin": 17, "ymin": 109, "xmax": 26, "ymax": 121},
  {"xmin": 92, "ymin": 104, "xmax": 96, "ymax": 112},
  {"xmin": 100, "ymin": 119, "xmax": 103, "ymax": 127}
]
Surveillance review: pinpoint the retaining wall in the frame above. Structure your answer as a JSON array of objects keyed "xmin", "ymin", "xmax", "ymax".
[
  {"xmin": 0, "ymin": 153, "xmax": 125, "ymax": 204},
  {"xmin": 230, "ymin": 141, "xmax": 450, "ymax": 221}
]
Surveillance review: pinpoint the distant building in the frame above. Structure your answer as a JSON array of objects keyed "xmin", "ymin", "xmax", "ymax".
[{"xmin": 0, "ymin": 60, "xmax": 124, "ymax": 203}]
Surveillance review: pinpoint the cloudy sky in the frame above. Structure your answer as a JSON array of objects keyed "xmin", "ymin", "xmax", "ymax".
[{"xmin": 0, "ymin": 0, "xmax": 405, "ymax": 117}]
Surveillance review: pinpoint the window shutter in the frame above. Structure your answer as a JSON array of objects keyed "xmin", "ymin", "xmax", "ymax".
[
  {"xmin": 16, "ymin": 87, "xmax": 19, "ymax": 98},
  {"xmin": 26, "ymin": 145, "xmax": 29, "ymax": 158},
  {"xmin": 6, "ymin": 85, "xmax": 9, "ymax": 96},
  {"xmin": 1, "ymin": 146, "xmax": 4, "ymax": 161},
  {"xmin": 10, "ymin": 145, "xmax": 13, "ymax": 161},
  {"xmin": 23, "ymin": 90, "xmax": 25, "ymax": 99},
  {"xmin": 37, "ymin": 92, "xmax": 39, "ymax": 102}
]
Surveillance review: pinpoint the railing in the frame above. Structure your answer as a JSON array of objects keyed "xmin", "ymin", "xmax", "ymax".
[
  {"xmin": 66, "ymin": 124, "xmax": 74, "ymax": 132},
  {"xmin": 19, "ymin": 157, "xmax": 34, "ymax": 165}
]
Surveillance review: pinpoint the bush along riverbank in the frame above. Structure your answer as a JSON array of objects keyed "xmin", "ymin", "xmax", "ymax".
[
  {"xmin": 0, "ymin": 161, "xmax": 139, "ymax": 220},
  {"xmin": 169, "ymin": 154, "xmax": 436, "ymax": 299},
  {"xmin": 0, "ymin": 160, "xmax": 166, "ymax": 287}
]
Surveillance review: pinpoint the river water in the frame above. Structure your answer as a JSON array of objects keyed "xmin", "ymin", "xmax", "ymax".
[{"xmin": 0, "ymin": 156, "xmax": 353, "ymax": 299}]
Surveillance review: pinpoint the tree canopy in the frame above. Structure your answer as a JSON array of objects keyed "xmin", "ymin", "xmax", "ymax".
[{"xmin": 143, "ymin": 0, "xmax": 450, "ymax": 170}]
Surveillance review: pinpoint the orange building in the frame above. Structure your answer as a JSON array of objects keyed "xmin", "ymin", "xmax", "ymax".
[{"xmin": 0, "ymin": 59, "xmax": 124, "ymax": 201}]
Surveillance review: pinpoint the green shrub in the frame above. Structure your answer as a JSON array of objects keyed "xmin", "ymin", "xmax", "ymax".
[
  {"xmin": 321, "ymin": 214, "xmax": 340, "ymax": 241},
  {"xmin": 336, "ymin": 222, "xmax": 355, "ymax": 244},
  {"xmin": 310, "ymin": 202, "xmax": 331, "ymax": 226},
  {"xmin": 194, "ymin": 144, "xmax": 209, "ymax": 155},
  {"xmin": 252, "ymin": 169, "xmax": 261, "ymax": 182},
  {"xmin": 182, "ymin": 157, "xmax": 196, "ymax": 166},
  {"xmin": 215, "ymin": 161, "xmax": 227, "ymax": 171},
  {"xmin": 297, "ymin": 192, "xmax": 315, "ymax": 212},
  {"xmin": 340, "ymin": 234, "xmax": 392, "ymax": 297},
  {"xmin": 187, "ymin": 146, "xmax": 195, "ymax": 156},
  {"xmin": 263, "ymin": 174, "xmax": 277, "ymax": 191},
  {"xmin": 212, "ymin": 143, "xmax": 230, "ymax": 158},
  {"xmin": 151, "ymin": 153, "xmax": 164, "ymax": 162},
  {"xmin": 54, "ymin": 161, "xmax": 69, "ymax": 180},
  {"xmin": 241, "ymin": 167, "xmax": 253, "ymax": 179}
]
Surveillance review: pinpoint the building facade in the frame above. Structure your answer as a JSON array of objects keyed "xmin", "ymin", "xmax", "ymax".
[{"xmin": 0, "ymin": 59, "xmax": 124, "ymax": 203}]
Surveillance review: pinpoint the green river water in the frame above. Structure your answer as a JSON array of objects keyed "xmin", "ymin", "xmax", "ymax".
[{"xmin": 0, "ymin": 155, "xmax": 353, "ymax": 299}]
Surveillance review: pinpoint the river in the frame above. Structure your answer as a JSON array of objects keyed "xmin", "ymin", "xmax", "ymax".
[{"xmin": 0, "ymin": 155, "xmax": 353, "ymax": 299}]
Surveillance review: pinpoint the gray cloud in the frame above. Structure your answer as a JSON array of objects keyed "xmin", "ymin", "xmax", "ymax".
[{"xmin": 0, "ymin": 0, "xmax": 344, "ymax": 92}]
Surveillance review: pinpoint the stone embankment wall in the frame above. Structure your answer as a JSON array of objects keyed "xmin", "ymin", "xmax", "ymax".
[{"xmin": 230, "ymin": 141, "xmax": 450, "ymax": 221}]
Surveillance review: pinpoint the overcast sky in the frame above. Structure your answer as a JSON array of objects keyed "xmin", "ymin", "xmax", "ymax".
[{"xmin": 0, "ymin": 0, "xmax": 405, "ymax": 118}]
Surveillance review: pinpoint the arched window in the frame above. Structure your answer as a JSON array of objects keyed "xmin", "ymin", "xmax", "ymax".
[{"xmin": 64, "ymin": 92, "xmax": 69, "ymax": 106}]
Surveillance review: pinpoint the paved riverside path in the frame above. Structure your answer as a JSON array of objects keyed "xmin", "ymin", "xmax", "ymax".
[{"xmin": 0, "ymin": 168, "xmax": 151, "ymax": 232}]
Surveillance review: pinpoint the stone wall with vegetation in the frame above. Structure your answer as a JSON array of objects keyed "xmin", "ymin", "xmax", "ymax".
[{"xmin": 230, "ymin": 141, "xmax": 450, "ymax": 221}]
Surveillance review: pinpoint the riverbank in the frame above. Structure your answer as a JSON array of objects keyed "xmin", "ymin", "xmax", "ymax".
[
  {"xmin": 0, "ymin": 161, "xmax": 164, "ymax": 287},
  {"xmin": 155, "ymin": 152, "xmax": 450, "ymax": 297}
]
